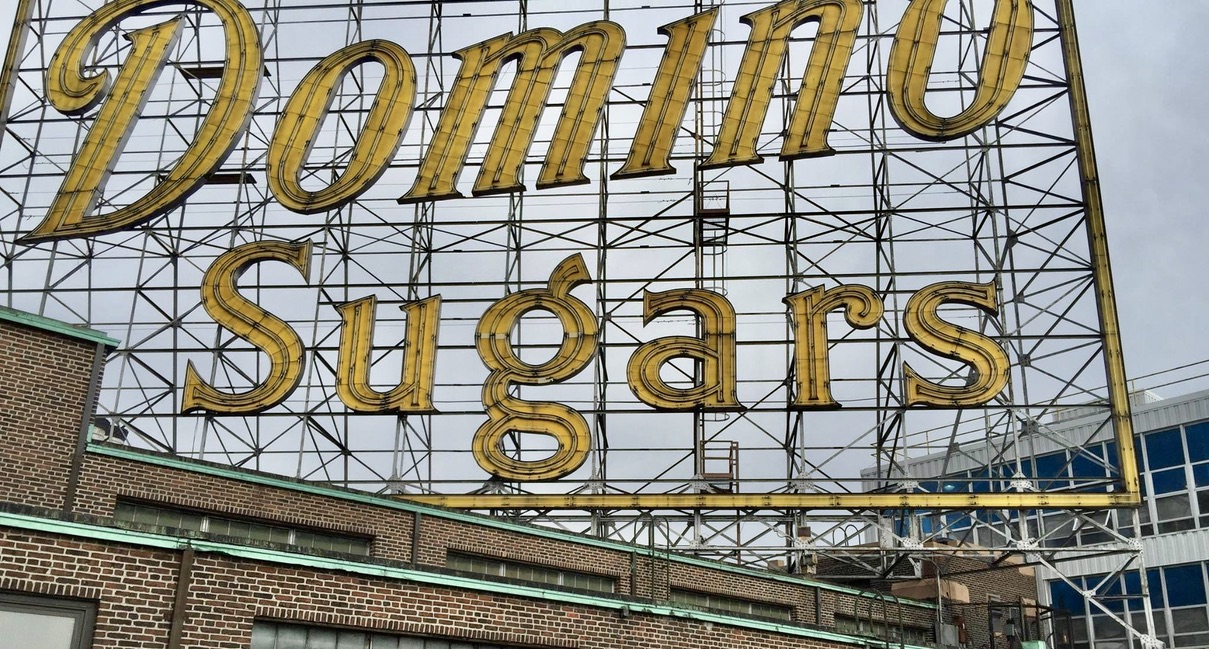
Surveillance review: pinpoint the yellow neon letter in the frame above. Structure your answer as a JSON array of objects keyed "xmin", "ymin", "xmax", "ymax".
[
  {"xmin": 627, "ymin": 289, "xmax": 743, "ymax": 411},
  {"xmin": 888, "ymin": 0, "xmax": 1033, "ymax": 140},
  {"xmin": 268, "ymin": 40, "xmax": 416, "ymax": 214},
  {"xmin": 335, "ymin": 295, "xmax": 441, "ymax": 413},
  {"xmin": 612, "ymin": 9, "xmax": 717, "ymax": 179},
  {"xmin": 473, "ymin": 255, "xmax": 599, "ymax": 481},
  {"xmin": 399, "ymin": 22, "xmax": 625, "ymax": 202},
  {"xmin": 182, "ymin": 241, "xmax": 311, "ymax": 414},
  {"xmin": 23, "ymin": 0, "xmax": 261, "ymax": 242},
  {"xmin": 903, "ymin": 282, "xmax": 1010, "ymax": 407},
  {"xmin": 397, "ymin": 34, "xmax": 510, "ymax": 202},
  {"xmin": 785, "ymin": 285, "xmax": 883, "ymax": 408},
  {"xmin": 702, "ymin": 0, "xmax": 863, "ymax": 169}
]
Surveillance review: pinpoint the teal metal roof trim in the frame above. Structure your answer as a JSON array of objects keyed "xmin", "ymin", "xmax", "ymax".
[
  {"xmin": 0, "ymin": 306, "xmax": 120, "ymax": 348},
  {"xmin": 87, "ymin": 443, "xmax": 935, "ymax": 610},
  {"xmin": 0, "ymin": 509, "xmax": 931, "ymax": 649}
]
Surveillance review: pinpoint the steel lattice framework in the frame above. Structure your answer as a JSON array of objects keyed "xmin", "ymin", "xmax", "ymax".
[{"xmin": 0, "ymin": 0, "xmax": 1163, "ymax": 645}]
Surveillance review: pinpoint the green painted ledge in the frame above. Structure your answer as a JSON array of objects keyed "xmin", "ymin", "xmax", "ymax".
[
  {"xmin": 0, "ymin": 305, "xmax": 120, "ymax": 348},
  {"xmin": 88, "ymin": 443, "xmax": 934, "ymax": 610},
  {"xmin": 0, "ymin": 510, "xmax": 931, "ymax": 649}
]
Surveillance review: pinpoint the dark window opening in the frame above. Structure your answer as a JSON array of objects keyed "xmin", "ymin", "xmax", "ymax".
[
  {"xmin": 669, "ymin": 587, "xmax": 792, "ymax": 621},
  {"xmin": 445, "ymin": 551, "xmax": 614, "ymax": 593},
  {"xmin": 115, "ymin": 500, "xmax": 371, "ymax": 555}
]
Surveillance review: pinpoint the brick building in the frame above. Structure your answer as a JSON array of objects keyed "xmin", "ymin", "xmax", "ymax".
[
  {"xmin": 815, "ymin": 541, "xmax": 1049, "ymax": 649},
  {"xmin": 0, "ymin": 306, "xmax": 972, "ymax": 648}
]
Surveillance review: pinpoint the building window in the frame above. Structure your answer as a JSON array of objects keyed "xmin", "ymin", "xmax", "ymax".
[
  {"xmin": 930, "ymin": 420, "xmax": 1209, "ymax": 547},
  {"xmin": 251, "ymin": 622, "xmax": 509, "ymax": 649},
  {"xmin": 0, "ymin": 593, "xmax": 96, "ymax": 649},
  {"xmin": 834, "ymin": 615, "xmax": 931, "ymax": 645},
  {"xmin": 445, "ymin": 551, "xmax": 614, "ymax": 594},
  {"xmin": 668, "ymin": 588, "xmax": 792, "ymax": 621},
  {"xmin": 1049, "ymin": 562, "xmax": 1209, "ymax": 649},
  {"xmin": 115, "ymin": 500, "xmax": 371, "ymax": 555},
  {"xmin": 1128, "ymin": 421, "xmax": 1209, "ymax": 536}
]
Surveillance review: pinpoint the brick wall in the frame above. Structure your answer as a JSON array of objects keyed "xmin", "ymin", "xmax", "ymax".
[
  {"xmin": 0, "ymin": 529, "xmax": 881, "ymax": 649},
  {"xmin": 935, "ymin": 552, "xmax": 1039, "ymax": 648},
  {"xmin": 0, "ymin": 319, "xmax": 101, "ymax": 510},
  {"xmin": 73, "ymin": 454, "xmax": 414, "ymax": 562},
  {"xmin": 814, "ymin": 540, "xmax": 1043, "ymax": 647},
  {"xmin": 72, "ymin": 448, "xmax": 940, "ymax": 633},
  {"xmin": 0, "ymin": 314, "xmax": 947, "ymax": 648}
]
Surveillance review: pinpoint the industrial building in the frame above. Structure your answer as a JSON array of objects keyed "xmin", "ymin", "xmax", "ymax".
[
  {"xmin": 1038, "ymin": 390, "xmax": 1209, "ymax": 649},
  {"xmin": 878, "ymin": 385, "xmax": 1209, "ymax": 648}
]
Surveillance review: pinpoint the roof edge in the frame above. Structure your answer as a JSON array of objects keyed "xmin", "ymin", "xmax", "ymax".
[
  {"xmin": 87, "ymin": 442, "xmax": 935, "ymax": 609},
  {"xmin": 0, "ymin": 305, "xmax": 120, "ymax": 348},
  {"xmin": 0, "ymin": 509, "xmax": 932, "ymax": 649}
]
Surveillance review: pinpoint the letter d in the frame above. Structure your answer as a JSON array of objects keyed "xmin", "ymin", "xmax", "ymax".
[{"xmin": 21, "ymin": 0, "xmax": 261, "ymax": 243}]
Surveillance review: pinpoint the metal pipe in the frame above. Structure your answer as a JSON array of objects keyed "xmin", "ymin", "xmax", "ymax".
[
  {"xmin": 63, "ymin": 341, "xmax": 108, "ymax": 513},
  {"xmin": 814, "ymin": 584, "xmax": 822, "ymax": 626},
  {"xmin": 920, "ymin": 556, "xmax": 943, "ymax": 647},
  {"xmin": 167, "ymin": 545, "xmax": 195, "ymax": 649},
  {"xmin": 629, "ymin": 549, "xmax": 637, "ymax": 597},
  {"xmin": 1052, "ymin": 0, "xmax": 1139, "ymax": 502},
  {"xmin": 411, "ymin": 510, "xmax": 422, "ymax": 566}
]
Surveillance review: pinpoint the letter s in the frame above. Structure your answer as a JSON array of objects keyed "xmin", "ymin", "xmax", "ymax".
[
  {"xmin": 182, "ymin": 241, "xmax": 311, "ymax": 414},
  {"xmin": 903, "ymin": 281, "xmax": 1010, "ymax": 407}
]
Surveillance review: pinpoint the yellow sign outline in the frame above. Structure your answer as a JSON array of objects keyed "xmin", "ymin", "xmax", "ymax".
[
  {"xmin": 0, "ymin": 0, "xmax": 1138, "ymax": 511},
  {"xmin": 398, "ymin": 0, "xmax": 1140, "ymax": 511}
]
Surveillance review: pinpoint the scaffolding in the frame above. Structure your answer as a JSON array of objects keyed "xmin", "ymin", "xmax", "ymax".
[{"xmin": 0, "ymin": 0, "xmax": 1160, "ymax": 646}]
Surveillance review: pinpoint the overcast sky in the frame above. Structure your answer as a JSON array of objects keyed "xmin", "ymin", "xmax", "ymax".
[{"xmin": 1075, "ymin": 2, "xmax": 1209, "ymax": 397}]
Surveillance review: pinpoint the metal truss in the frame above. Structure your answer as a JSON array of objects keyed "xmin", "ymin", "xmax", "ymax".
[{"xmin": 0, "ymin": 0, "xmax": 1158, "ymax": 644}]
